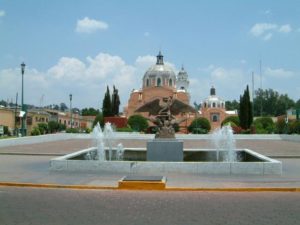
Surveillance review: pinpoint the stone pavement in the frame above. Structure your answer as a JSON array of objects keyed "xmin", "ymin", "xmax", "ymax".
[{"xmin": 0, "ymin": 137, "xmax": 300, "ymax": 189}]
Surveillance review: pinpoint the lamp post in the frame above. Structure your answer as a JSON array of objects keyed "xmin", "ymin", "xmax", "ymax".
[
  {"xmin": 69, "ymin": 94, "xmax": 72, "ymax": 128},
  {"xmin": 21, "ymin": 62, "xmax": 26, "ymax": 136}
]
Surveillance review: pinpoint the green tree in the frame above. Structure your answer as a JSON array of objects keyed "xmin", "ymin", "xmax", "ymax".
[
  {"xmin": 102, "ymin": 86, "xmax": 113, "ymax": 117},
  {"xmin": 82, "ymin": 108, "xmax": 100, "ymax": 116},
  {"xmin": 53, "ymin": 104, "xmax": 60, "ymax": 110},
  {"xmin": 295, "ymin": 99, "xmax": 300, "ymax": 109},
  {"xmin": 48, "ymin": 121, "xmax": 60, "ymax": 133},
  {"xmin": 188, "ymin": 117, "xmax": 211, "ymax": 134},
  {"xmin": 60, "ymin": 103, "xmax": 68, "ymax": 112},
  {"xmin": 221, "ymin": 116, "xmax": 240, "ymax": 127},
  {"xmin": 92, "ymin": 113, "xmax": 104, "ymax": 127},
  {"xmin": 275, "ymin": 118, "xmax": 288, "ymax": 134},
  {"xmin": 128, "ymin": 115, "xmax": 148, "ymax": 132},
  {"xmin": 0, "ymin": 100, "xmax": 7, "ymax": 107},
  {"xmin": 254, "ymin": 88, "xmax": 295, "ymax": 116},
  {"xmin": 37, "ymin": 123, "xmax": 48, "ymax": 134},
  {"xmin": 225, "ymin": 100, "xmax": 239, "ymax": 111},
  {"xmin": 290, "ymin": 121, "xmax": 300, "ymax": 134},
  {"xmin": 253, "ymin": 117, "xmax": 275, "ymax": 134},
  {"xmin": 239, "ymin": 85, "xmax": 253, "ymax": 130},
  {"xmin": 111, "ymin": 85, "xmax": 120, "ymax": 116},
  {"xmin": 31, "ymin": 126, "xmax": 41, "ymax": 136}
]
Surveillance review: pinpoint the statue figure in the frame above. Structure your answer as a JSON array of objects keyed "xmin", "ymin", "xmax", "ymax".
[{"xmin": 135, "ymin": 96, "xmax": 196, "ymax": 138}]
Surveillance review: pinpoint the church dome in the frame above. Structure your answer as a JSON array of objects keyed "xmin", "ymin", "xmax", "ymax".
[
  {"xmin": 202, "ymin": 86, "xmax": 225, "ymax": 109},
  {"xmin": 143, "ymin": 51, "xmax": 176, "ymax": 88}
]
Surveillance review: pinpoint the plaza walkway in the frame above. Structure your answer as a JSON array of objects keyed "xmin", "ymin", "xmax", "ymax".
[{"xmin": 0, "ymin": 134, "xmax": 300, "ymax": 189}]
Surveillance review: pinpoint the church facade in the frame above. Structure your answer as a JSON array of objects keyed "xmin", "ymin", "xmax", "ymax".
[
  {"xmin": 200, "ymin": 86, "xmax": 237, "ymax": 131},
  {"xmin": 124, "ymin": 51, "xmax": 237, "ymax": 132},
  {"xmin": 124, "ymin": 51, "xmax": 194, "ymax": 131}
]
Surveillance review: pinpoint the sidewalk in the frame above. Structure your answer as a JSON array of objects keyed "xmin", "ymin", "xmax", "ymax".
[{"xmin": 0, "ymin": 137, "xmax": 300, "ymax": 190}]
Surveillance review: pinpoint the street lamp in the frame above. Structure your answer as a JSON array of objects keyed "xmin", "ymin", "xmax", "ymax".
[
  {"xmin": 21, "ymin": 62, "xmax": 26, "ymax": 136},
  {"xmin": 69, "ymin": 94, "xmax": 72, "ymax": 128}
]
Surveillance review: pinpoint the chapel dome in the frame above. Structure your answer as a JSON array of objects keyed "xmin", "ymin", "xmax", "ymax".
[
  {"xmin": 142, "ymin": 51, "xmax": 176, "ymax": 88},
  {"xmin": 202, "ymin": 86, "xmax": 225, "ymax": 109}
]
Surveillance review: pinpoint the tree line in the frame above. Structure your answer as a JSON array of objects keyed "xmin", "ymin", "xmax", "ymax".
[{"xmin": 226, "ymin": 88, "xmax": 300, "ymax": 117}]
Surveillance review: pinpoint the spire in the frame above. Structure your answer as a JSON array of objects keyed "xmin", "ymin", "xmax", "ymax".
[
  {"xmin": 156, "ymin": 51, "xmax": 164, "ymax": 65},
  {"xmin": 210, "ymin": 86, "xmax": 216, "ymax": 96},
  {"xmin": 181, "ymin": 64, "xmax": 184, "ymax": 71}
]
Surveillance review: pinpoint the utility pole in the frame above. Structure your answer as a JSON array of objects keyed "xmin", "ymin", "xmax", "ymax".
[
  {"xmin": 14, "ymin": 92, "xmax": 18, "ymax": 136},
  {"xmin": 259, "ymin": 60, "xmax": 263, "ymax": 117},
  {"xmin": 252, "ymin": 71, "xmax": 255, "ymax": 117},
  {"xmin": 20, "ymin": 62, "xmax": 26, "ymax": 136},
  {"xmin": 69, "ymin": 94, "xmax": 72, "ymax": 128}
]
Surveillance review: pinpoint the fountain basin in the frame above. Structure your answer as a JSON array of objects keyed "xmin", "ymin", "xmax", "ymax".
[{"xmin": 50, "ymin": 148, "xmax": 282, "ymax": 175}]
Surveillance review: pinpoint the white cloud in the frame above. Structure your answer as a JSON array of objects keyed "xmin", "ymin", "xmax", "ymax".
[
  {"xmin": 0, "ymin": 10, "xmax": 5, "ymax": 17},
  {"xmin": 0, "ymin": 52, "xmax": 184, "ymax": 109},
  {"xmin": 135, "ymin": 55, "xmax": 156, "ymax": 68},
  {"xmin": 278, "ymin": 24, "xmax": 292, "ymax": 33},
  {"xmin": 263, "ymin": 33, "xmax": 272, "ymax": 41},
  {"xmin": 250, "ymin": 23, "xmax": 293, "ymax": 40},
  {"xmin": 48, "ymin": 57, "xmax": 86, "ymax": 80},
  {"xmin": 75, "ymin": 17, "xmax": 108, "ymax": 33},
  {"xmin": 250, "ymin": 23, "xmax": 277, "ymax": 37},
  {"xmin": 264, "ymin": 67, "xmax": 294, "ymax": 78},
  {"xmin": 0, "ymin": 53, "xmax": 152, "ymax": 108},
  {"xmin": 144, "ymin": 32, "xmax": 150, "ymax": 37}
]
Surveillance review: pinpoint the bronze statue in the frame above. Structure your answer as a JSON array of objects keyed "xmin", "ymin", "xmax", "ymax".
[{"xmin": 135, "ymin": 96, "xmax": 196, "ymax": 138}]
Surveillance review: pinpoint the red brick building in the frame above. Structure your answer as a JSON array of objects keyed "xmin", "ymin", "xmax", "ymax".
[
  {"xmin": 124, "ymin": 51, "xmax": 195, "ymax": 132},
  {"xmin": 124, "ymin": 51, "xmax": 237, "ymax": 132},
  {"xmin": 200, "ymin": 86, "xmax": 237, "ymax": 131}
]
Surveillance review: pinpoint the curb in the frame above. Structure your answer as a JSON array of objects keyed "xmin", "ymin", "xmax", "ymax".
[
  {"xmin": 0, "ymin": 182, "xmax": 116, "ymax": 190},
  {"xmin": 0, "ymin": 153, "xmax": 64, "ymax": 156},
  {"xmin": 0, "ymin": 182, "xmax": 300, "ymax": 192}
]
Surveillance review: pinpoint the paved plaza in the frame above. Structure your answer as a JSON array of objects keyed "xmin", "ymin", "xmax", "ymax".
[
  {"xmin": 0, "ymin": 135, "xmax": 300, "ymax": 224},
  {"xmin": 0, "ymin": 135, "xmax": 300, "ymax": 188}
]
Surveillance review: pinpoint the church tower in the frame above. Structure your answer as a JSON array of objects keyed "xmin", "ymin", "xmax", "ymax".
[{"xmin": 176, "ymin": 65, "xmax": 189, "ymax": 92}]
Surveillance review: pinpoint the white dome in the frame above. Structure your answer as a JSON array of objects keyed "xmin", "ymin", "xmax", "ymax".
[
  {"xmin": 142, "ymin": 51, "xmax": 176, "ymax": 88},
  {"xmin": 143, "ymin": 64, "xmax": 176, "ymax": 80},
  {"xmin": 202, "ymin": 86, "xmax": 225, "ymax": 109}
]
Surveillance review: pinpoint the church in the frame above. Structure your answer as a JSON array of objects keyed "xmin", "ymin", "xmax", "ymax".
[{"xmin": 124, "ymin": 51, "xmax": 237, "ymax": 132}]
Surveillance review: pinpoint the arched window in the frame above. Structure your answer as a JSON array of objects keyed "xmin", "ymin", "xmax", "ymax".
[
  {"xmin": 180, "ymin": 86, "xmax": 185, "ymax": 90},
  {"xmin": 211, "ymin": 114, "xmax": 219, "ymax": 122},
  {"xmin": 204, "ymin": 102, "xmax": 207, "ymax": 108},
  {"xmin": 212, "ymin": 102, "xmax": 216, "ymax": 108},
  {"xmin": 157, "ymin": 78, "xmax": 161, "ymax": 86},
  {"xmin": 169, "ymin": 79, "xmax": 173, "ymax": 86},
  {"xmin": 146, "ymin": 79, "xmax": 150, "ymax": 87}
]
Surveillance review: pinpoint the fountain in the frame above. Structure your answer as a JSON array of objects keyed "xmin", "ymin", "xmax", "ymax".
[
  {"xmin": 50, "ymin": 97, "xmax": 282, "ymax": 175},
  {"xmin": 92, "ymin": 122, "xmax": 105, "ymax": 161},
  {"xmin": 212, "ymin": 125, "xmax": 237, "ymax": 162},
  {"xmin": 103, "ymin": 122, "xmax": 116, "ymax": 161}
]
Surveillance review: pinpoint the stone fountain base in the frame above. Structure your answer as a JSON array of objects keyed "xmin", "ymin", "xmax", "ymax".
[
  {"xmin": 147, "ymin": 139, "xmax": 183, "ymax": 161},
  {"xmin": 50, "ymin": 148, "xmax": 282, "ymax": 175}
]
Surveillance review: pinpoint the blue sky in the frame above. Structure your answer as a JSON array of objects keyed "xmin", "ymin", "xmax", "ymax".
[{"xmin": 1, "ymin": 0, "xmax": 300, "ymax": 109}]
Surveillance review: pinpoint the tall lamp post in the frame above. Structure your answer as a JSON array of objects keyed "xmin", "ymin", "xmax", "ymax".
[
  {"xmin": 69, "ymin": 94, "xmax": 72, "ymax": 128},
  {"xmin": 21, "ymin": 62, "xmax": 26, "ymax": 136}
]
